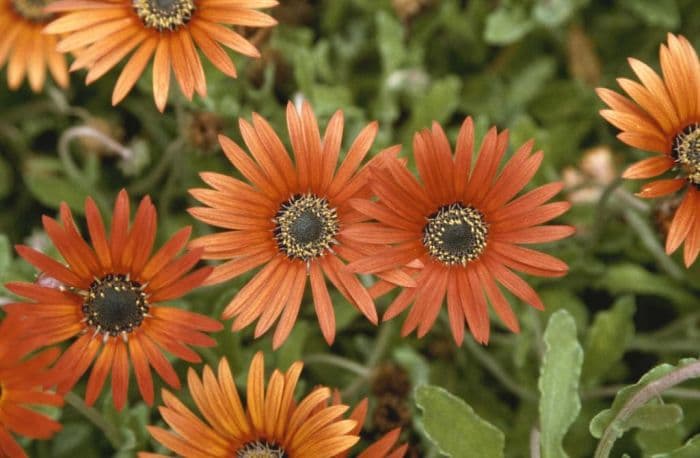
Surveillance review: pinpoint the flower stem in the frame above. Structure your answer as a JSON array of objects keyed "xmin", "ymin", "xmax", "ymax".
[
  {"xmin": 303, "ymin": 354, "xmax": 370, "ymax": 378},
  {"xmin": 64, "ymin": 391, "xmax": 121, "ymax": 450},
  {"xmin": 464, "ymin": 337, "xmax": 538, "ymax": 402},
  {"xmin": 593, "ymin": 359, "xmax": 700, "ymax": 458}
]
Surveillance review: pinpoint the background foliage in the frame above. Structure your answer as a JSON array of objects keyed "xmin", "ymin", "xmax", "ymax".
[{"xmin": 1, "ymin": 0, "xmax": 700, "ymax": 456}]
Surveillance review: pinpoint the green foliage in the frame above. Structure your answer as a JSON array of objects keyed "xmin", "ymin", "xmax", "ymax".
[
  {"xmin": 590, "ymin": 359, "xmax": 697, "ymax": 447},
  {"xmin": 582, "ymin": 296, "xmax": 636, "ymax": 386},
  {"xmin": 539, "ymin": 310, "xmax": 583, "ymax": 458},
  {"xmin": 1, "ymin": 0, "xmax": 700, "ymax": 457},
  {"xmin": 416, "ymin": 385, "xmax": 505, "ymax": 458}
]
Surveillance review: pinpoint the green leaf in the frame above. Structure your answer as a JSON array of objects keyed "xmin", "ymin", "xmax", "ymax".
[
  {"xmin": 0, "ymin": 153, "xmax": 12, "ymax": 199},
  {"xmin": 590, "ymin": 359, "xmax": 696, "ymax": 439},
  {"xmin": 394, "ymin": 346, "xmax": 430, "ymax": 388},
  {"xmin": 636, "ymin": 425, "xmax": 685, "ymax": 456},
  {"xmin": 0, "ymin": 234, "xmax": 10, "ymax": 281},
  {"xmin": 376, "ymin": 10, "xmax": 406, "ymax": 73},
  {"xmin": 625, "ymin": 404, "xmax": 683, "ymax": 431},
  {"xmin": 50, "ymin": 423, "xmax": 93, "ymax": 457},
  {"xmin": 484, "ymin": 6, "xmax": 534, "ymax": 45},
  {"xmin": 407, "ymin": 76, "xmax": 462, "ymax": 131},
  {"xmin": 415, "ymin": 385, "xmax": 505, "ymax": 458},
  {"xmin": 654, "ymin": 434, "xmax": 700, "ymax": 458},
  {"xmin": 594, "ymin": 263, "xmax": 696, "ymax": 308},
  {"xmin": 582, "ymin": 296, "xmax": 636, "ymax": 385},
  {"xmin": 532, "ymin": 0, "xmax": 582, "ymax": 27},
  {"xmin": 539, "ymin": 310, "xmax": 583, "ymax": 458},
  {"xmin": 620, "ymin": 0, "xmax": 679, "ymax": 29},
  {"xmin": 22, "ymin": 157, "xmax": 89, "ymax": 214},
  {"xmin": 507, "ymin": 58, "xmax": 557, "ymax": 110},
  {"xmin": 276, "ymin": 321, "xmax": 309, "ymax": 370}
]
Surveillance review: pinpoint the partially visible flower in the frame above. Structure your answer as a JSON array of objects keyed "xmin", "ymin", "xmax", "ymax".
[
  {"xmin": 347, "ymin": 118, "xmax": 573, "ymax": 345},
  {"xmin": 43, "ymin": 0, "xmax": 277, "ymax": 111},
  {"xmin": 140, "ymin": 352, "xmax": 360, "ymax": 458},
  {"xmin": 334, "ymin": 397, "xmax": 408, "ymax": 458},
  {"xmin": 0, "ymin": 316, "xmax": 63, "ymax": 458},
  {"xmin": 0, "ymin": 0, "xmax": 68, "ymax": 91},
  {"xmin": 371, "ymin": 395, "xmax": 411, "ymax": 435},
  {"xmin": 5, "ymin": 190, "xmax": 221, "ymax": 410},
  {"xmin": 371, "ymin": 363, "xmax": 411, "ymax": 399},
  {"xmin": 188, "ymin": 102, "xmax": 413, "ymax": 348},
  {"xmin": 562, "ymin": 145, "xmax": 617, "ymax": 205},
  {"xmin": 597, "ymin": 33, "xmax": 700, "ymax": 266}
]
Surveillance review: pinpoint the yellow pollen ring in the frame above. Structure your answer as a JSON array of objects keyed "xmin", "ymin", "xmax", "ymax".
[
  {"xmin": 423, "ymin": 203, "xmax": 489, "ymax": 266},
  {"xmin": 673, "ymin": 123, "xmax": 700, "ymax": 186},
  {"xmin": 133, "ymin": 0, "xmax": 196, "ymax": 31}
]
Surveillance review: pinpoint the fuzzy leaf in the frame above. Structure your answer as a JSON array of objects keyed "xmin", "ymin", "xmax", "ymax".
[
  {"xmin": 539, "ymin": 310, "xmax": 583, "ymax": 458},
  {"xmin": 625, "ymin": 404, "xmax": 683, "ymax": 431},
  {"xmin": 590, "ymin": 359, "xmax": 696, "ymax": 439},
  {"xmin": 654, "ymin": 434, "xmax": 700, "ymax": 458},
  {"xmin": 582, "ymin": 296, "xmax": 636, "ymax": 385},
  {"xmin": 415, "ymin": 385, "xmax": 505, "ymax": 458}
]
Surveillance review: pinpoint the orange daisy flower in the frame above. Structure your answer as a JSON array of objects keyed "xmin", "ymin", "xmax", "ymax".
[
  {"xmin": 346, "ymin": 119, "xmax": 574, "ymax": 345},
  {"xmin": 5, "ymin": 190, "xmax": 222, "ymax": 411},
  {"xmin": 597, "ymin": 34, "xmax": 700, "ymax": 266},
  {"xmin": 43, "ymin": 0, "xmax": 277, "ymax": 111},
  {"xmin": 0, "ymin": 0, "xmax": 68, "ymax": 91},
  {"xmin": 0, "ymin": 316, "xmax": 64, "ymax": 458},
  {"xmin": 188, "ymin": 102, "xmax": 413, "ymax": 348},
  {"xmin": 140, "ymin": 352, "xmax": 360, "ymax": 458}
]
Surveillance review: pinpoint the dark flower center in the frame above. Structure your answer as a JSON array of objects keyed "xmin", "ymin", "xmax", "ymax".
[
  {"xmin": 273, "ymin": 194, "xmax": 339, "ymax": 262},
  {"xmin": 82, "ymin": 274, "xmax": 149, "ymax": 337},
  {"xmin": 423, "ymin": 203, "xmax": 488, "ymax": 265},
  {"xmin": 672, "ymin": 123, "xmax": 700, "ymax": 186},
  {"xmin": 11, "ymin": 0, "xmax": 53, "ymax": 22},
  {"xmin": 133, "ymin": 0, "xmax": 195, "ymax": 31},
  {"xmin": 237, "ymin": 440, "xmax": 287, "ymax": 458}
]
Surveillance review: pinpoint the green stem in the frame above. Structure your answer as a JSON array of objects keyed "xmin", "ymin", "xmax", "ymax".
[
  {"xmin": 594, "ymin": 360, "xmax": 700, "ymax": 458},
  {"xmin": 304, "ymin": 354, "xmax": 370, "ymax": 378},
  {"xmin": 130, "ymin": 139, "xmax": 182, "ymax": 194},
  {"xmin": 629, "ymin": 336, "xmax": 700, "ymax": 353},
  {"xmin": 64, "ymin": 392, "xmax": 121, "ymax": 449},
  {"xmin": 464, "ymin": 337, "xmax": 538, "ymax": 402},
  {"xmin": 622, "ymin": 207, "xmax": 684, "ymax": 281},
  {"xmin": 342, "ymin": 321, "xmax": 395, "ymax": 398},
  {"xmin": 583, "ymin": 386, "xmax": 700, "ymax": 400}
]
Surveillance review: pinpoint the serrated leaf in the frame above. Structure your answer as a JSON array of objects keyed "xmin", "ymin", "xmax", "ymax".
[
  {"xmin": 484, "ymin": 6, "xmax": 534, "ymax": 45},
  {"xmin": 415, "ymin": 385, "xmax": 505, "ymax": 458},
  {"xmin": 654, "ymin": 434, "xmax": 700, "ymax": 458},
  {"xmin": 582, "ymin": 296, "xmax": 635, "ymax": 385},
  {"xmin": 620, "ymin": 0, "xmax": 679, "ymax": 28},
  {"xmin": 590, "ymin": 359, "xmax": 696, "ymax": 439},
  {"xmin": 539, "ymin": 310, "xmax": 583, "ymax": 458},
  {"xmin": 625, "ymin": 404, "xmax": 683, "ymax": 431}
]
